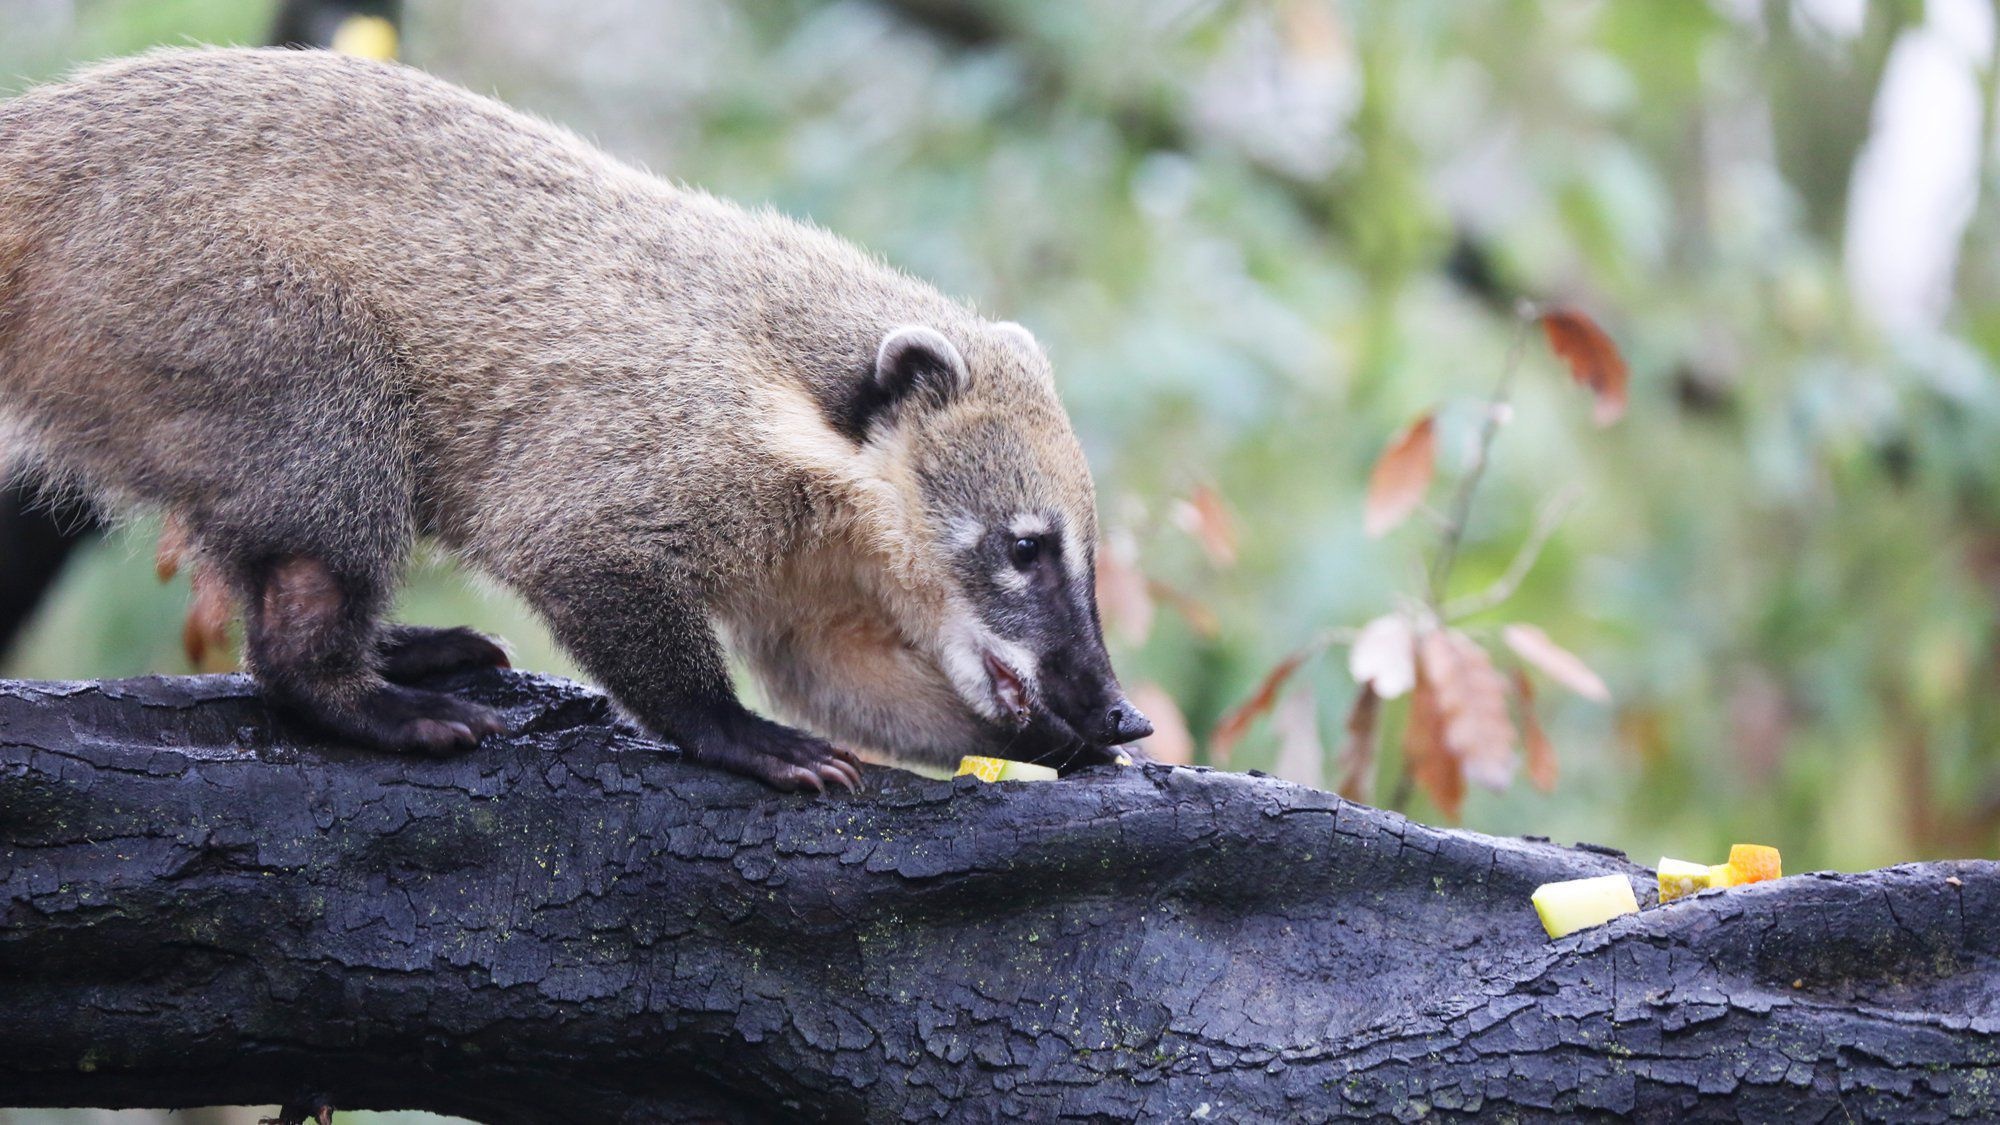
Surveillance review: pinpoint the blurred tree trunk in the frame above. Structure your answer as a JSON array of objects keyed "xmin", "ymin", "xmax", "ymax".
[{"xmin": 2, "ymin": 672, "xmax": 1997, "ymax": 1123}]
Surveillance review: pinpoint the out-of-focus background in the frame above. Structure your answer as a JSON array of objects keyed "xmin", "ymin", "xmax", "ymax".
[{"xmin": 3, "ymin": 1, "xmax": 1999, "ymax": 1114}]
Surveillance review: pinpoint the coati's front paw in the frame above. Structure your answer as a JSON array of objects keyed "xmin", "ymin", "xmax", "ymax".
[
  {"xmin": 353, "ymin": 684, "xmax": 508, "ymax": 755},
  {"xmin": 377, "ymin": 625, "xmax": 511, "ymax": 683},
  {"xmin": 693, "ymin": 716, "xmax": 864, "ymax": 793}
]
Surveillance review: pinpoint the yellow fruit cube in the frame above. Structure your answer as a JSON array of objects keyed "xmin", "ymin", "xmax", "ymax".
[
  {"xmin": 955, "ymin": 756, "xmax": 1004, "ymax": 782},
  {"xmin": 954, "ymin": 756, "xmax": 1060, "ymax": 783},
  {"xmin": 1708, "ymin": 863, "xmax": 1741, "ymax": 888},
  {"xmin": 1657, "ymin": 858, "xmax": 1712, "ymax": 902},
  {"xmin": 1531, "ymin": 874, "xmax": 1640, "ymax": 938},
  {"xmin": 1727, "ymin": 844, "xmax": 1782, "ymax": 884}
]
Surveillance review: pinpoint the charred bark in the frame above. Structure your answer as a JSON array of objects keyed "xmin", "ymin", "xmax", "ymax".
[{"xmin": 1, "ymin": 671, "xmax": 1995, "ymax": 1122}]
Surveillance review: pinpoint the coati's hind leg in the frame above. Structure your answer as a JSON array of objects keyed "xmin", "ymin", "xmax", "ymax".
[
  {"xmin": 243, "ymin": 556, "xmax": 505, "ymax": 754},
  {"xmin": 514, "ymin": 551, "xmax": 862, "ymax": 792},
  {"xmin": 377, "ymin": 625, "xmax": 511, "ymax": 684},
  {"xmin": 15, "ymin": 222, "xmax": 507, "ymax": 751}
]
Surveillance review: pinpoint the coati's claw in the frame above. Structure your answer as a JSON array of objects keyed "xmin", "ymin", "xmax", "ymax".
[
  {"xmin": 824, "ymin": 756, "xmax": 863, "ymax": 792},
  {"xmin": 694, "ymin": 720, "xmax": 864, "ymax": 794},
  {"xmin": 378, "ymin": 625, "xmax": 511, "ymax": 683},
  {"xmin": 405, "ymin": 719, "xmax": 475, "ymax": 753},
  {"xmin": 809, "ymin": 755, "xmax": 860, "ymax": 793},
  {"xmin": 827, "ymin": 748, "xmax": 865, "ymax": 791},
  {"xmin": 729, "ymin": 756, "xmax": 824, "ymax": 793},
  {"xmin": 786, "ymin": 739, "xmax": 862, "ymax": 792},
  {"xmin": 350, "ymin": 685, "xmax": 507, "ymax": 756}
]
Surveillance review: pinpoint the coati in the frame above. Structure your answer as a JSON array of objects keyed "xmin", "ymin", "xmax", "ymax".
[{"xmin": 0, "ymin": 47, "xmax": 1153, "ymax": 791}]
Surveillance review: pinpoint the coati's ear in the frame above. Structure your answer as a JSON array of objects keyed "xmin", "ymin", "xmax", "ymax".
[
  {"xmin": 993, "ymin": 320, "xmax": 1056, "ymax": 387},
  {"xmin": 993, "ymin": 320, "xmax": 1039, "ymax": 357},
  {"xmin": 845, "ymin": 325, "xmax": 968, "ymax": 440}
]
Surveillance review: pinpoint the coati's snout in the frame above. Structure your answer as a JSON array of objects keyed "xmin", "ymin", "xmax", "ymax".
[
  {"xmin": 989, "ymin": 645, "xmax": 1154, "ymax": 764},
  {"xmin": 978, "ymin": 646, "xmax": 1150, "ymax": 744},
  {"xmin": 876, "ymin": 322, "xmax": 1151, "ymax": 767}
]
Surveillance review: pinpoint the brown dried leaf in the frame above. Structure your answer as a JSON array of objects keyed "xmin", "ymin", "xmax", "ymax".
[
  {"xmin": 1334, "ymin": 684, "xmax": 1380, "ymax": 803},
  {"xmin": 1502, "ymin": 623, "xmax": 1610, "ymax": 703},
  {"xmin": 1539, "ymin": 306, "xmax": 1628, "ymax": 426},
  {"xmin": 1511, "ymin": 667, "xmax": 1558, "ymax": 793},
  {"xmin": 1403, "ymin": 662, "xmax": 1462, "ymax": 820},
  {"xmin": 1095, "ymin": 533, "xmax": 1154, "ymax": 648},
  {"xmin": 182, "ymin": 568, "xmax": 238, "ymax": 673},
  {"xmin": 1128, "ymin": 682, "xmax": 1194, "ymax": 766},
  {"xmin": 1419, "ymin": 628, "xmax": 1518, "ymax": 790},
  {"xmin": 1210, "ymin": 649, "xmax": 1311, "ymax": 765},
  {"xmin": 1364, "ymin": 412, "xmax": 1436, "ymax": 538},
  {"xmin": 1347, "ymin": 613, "xmax": 1415, "ymax": 699},
  {"xmin": 1272, "ymin": 686, "xmax": 1324, "ymax": 789},
  {"xmin": 1172, "ymin": 484, "xmax": 1239, "ymax": 568}
]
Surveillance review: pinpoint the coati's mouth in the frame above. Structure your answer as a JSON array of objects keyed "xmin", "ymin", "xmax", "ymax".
[
  {"xmin": 981, "ymin": 649, "xmax": 1034, "ymax": 728},
  {"xmin": 974, "ymin": 644, "xmax": 1131, "ymax": 770}
]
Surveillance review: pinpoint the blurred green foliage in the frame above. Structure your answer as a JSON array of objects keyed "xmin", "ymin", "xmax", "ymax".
[{"xmin": 4, "ymin": 0, "xmax": 1998, "ymax": 894}]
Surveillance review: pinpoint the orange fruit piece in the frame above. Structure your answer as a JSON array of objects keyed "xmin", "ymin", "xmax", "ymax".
[{"xmin": 1728, "ymin": 844, "xmax": 1782, "ymax": 884}]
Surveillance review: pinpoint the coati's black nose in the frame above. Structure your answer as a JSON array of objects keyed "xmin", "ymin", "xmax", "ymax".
[{"xmin": 1103, "ymin": 700, "xmax": 1154, "ymax": 745}]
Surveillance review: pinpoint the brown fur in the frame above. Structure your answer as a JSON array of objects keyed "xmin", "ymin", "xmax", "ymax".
[{"xmin": 0, "ymin": 48, "xmax": 1142, "ymax": 787}]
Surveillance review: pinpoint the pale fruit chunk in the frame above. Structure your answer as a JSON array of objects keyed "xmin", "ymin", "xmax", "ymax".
[
  {"xmin": 1532, "ymin": 874, "xmax": 1640, "ymax": 938},
  {"xmin": 1657, "ymin": 858, "xmax": 1713, "ymax": 902},
  {"xmin": 955, "ymin": 756, "xmax": 1060, "ymax": 783}
]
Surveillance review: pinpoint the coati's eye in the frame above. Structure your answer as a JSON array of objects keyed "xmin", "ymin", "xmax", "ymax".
[{"xmin": 1009, "ymin": 536, "xmax": 1043, "ymax": 569}]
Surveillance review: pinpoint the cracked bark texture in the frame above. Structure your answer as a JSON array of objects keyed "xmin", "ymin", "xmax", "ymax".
[{"xmin": 1, "ymin": 671, "xmax": 1997, "ymax": 1123}]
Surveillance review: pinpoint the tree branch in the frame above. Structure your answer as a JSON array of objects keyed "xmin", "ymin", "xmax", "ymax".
[
  {"xmin": 1444, "ymin": 484, "xmax": 1583, "ymax": 622},
  {"xmin": 2, "ymin": 671, "xmax": 1996, "ymax": 1122},
  {"xmin": 1426, "ymin": 312, "xmax": 1535, "ymax": 610}
]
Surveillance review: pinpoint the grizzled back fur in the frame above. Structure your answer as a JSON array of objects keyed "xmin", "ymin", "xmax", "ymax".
[{"xmin": 0, "ymin": 48, "xmax": 1079, "ymax": 565}]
